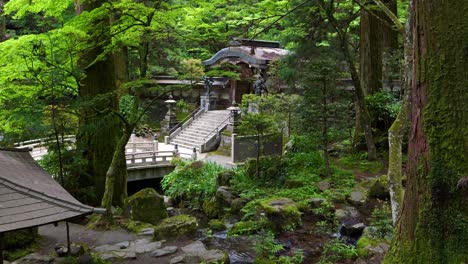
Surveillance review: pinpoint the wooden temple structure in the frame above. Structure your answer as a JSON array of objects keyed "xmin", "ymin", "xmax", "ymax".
[
  {"xmin": 0, "ymin": 148, "xmax": 99, "ymax": 263},
  {"xmin": 153, "ymin": 39, "xmax": 289, "ymax": 109}
]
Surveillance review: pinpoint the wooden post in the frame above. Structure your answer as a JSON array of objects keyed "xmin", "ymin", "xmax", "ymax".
[
  {"xmin": 66, "ymin": 221, "xmax": 71, "ymax": 256},
  {"xmin": 0, "ymin": 232, "xmax": 4, "ymax": 264}
]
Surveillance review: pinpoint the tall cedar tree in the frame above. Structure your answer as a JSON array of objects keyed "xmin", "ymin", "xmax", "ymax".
[
  {"xmin": 77, "ymin": 0, "xmax": 127, "ymax": 206},
  {"xmin": 384, "ymin": 1, "xmax": 468, "ymax": 262}
]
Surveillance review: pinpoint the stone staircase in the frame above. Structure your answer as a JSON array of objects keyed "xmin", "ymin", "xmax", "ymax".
[{"xmin": 170, "ymin": 110, "xmax": 230, "ymax": 152}]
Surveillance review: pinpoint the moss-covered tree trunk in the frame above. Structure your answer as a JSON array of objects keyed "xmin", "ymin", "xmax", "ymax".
[
  {"xmin": 101, "ymin": 125, "xmax": 132, "ymax": 218},
  {"xmin": 77, "ymin": 0, "xmax": 126, "ymax": 206},
  {"xmin": 384, "ymin": 1, "xmax": 468, "ymax": 262},
  {"xmin": 386, "ymin": 0, "xmax": 411, "ymax": 225}
]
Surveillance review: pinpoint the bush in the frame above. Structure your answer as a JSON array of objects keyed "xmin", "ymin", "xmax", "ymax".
[
  {"xmin": 244, "ymin": 156, "xmax": 287, "ymax": 187},
  {"xmin": 161, "ymin": 160, "xmax": 225, "ymax": 209},
  {"xmin": 367, "ymin": 202, "xmax": 393, "ymax": 239},
  {"xmin": 319, "ymin": 239, "xmax": 358, "ymax": 264}
]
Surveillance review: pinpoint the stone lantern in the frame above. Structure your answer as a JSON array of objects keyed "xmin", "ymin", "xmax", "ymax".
[
  {"xmin": 227, "ymin": 101, "xmax": 240, "ymax": 133},
  {"xmin": 160, "ymin": 95, "xmax": 178, "ymax": 134}
]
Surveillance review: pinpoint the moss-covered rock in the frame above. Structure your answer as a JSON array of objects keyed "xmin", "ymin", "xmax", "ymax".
[
  {"xmin": 153, "ymin": 215, "xmax": 198, "ymax": 241},
  {"xmin": 227, "ymin": 220, "xmax": 265, "ymax": 236},
  {"xmin": 368, "ymin": 175, "xmax": 390, "ymax": 200},
  {"xmin": 202, "ymin": 199, "xmax": 219, "ymax": 219},
  {"xmin": 208, "ymin": 219, "xmax": 226, "ymax": 231},
  {"xmin": 259, "ymin": 197, "xmax": 302, "ymax": 232},
  {"xmin": 216, "ymin": 171, "xmax": 235, "ymax": 188},
  {"xmin": 231, "ymin": 197, "xmax": 248, "ymax": 213},
  {"xmin": 126, "ymin": 188, "xmax": 168, "ymax": 225}
]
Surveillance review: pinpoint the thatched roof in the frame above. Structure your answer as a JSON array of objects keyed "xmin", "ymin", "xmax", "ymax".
[{"xmin": 0, "ymin": 148, "xmax": 95, "ymax": 233}]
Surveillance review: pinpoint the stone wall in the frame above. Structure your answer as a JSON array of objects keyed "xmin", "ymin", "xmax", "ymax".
[{"xmin": 231, "ymin": 133, "xmax": 282, "ymax": 163}]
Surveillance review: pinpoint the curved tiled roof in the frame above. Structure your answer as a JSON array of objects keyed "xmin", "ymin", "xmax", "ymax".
[
  {"xmin": 0, "ymin": 148, "xmax": 94, "ymax": 233},
  {"xmin": 203, "ymin": 46, "xmax": 289, "ymax": 68}
]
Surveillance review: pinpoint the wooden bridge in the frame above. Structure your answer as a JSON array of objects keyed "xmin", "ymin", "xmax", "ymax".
[{"xmin": 14, "ymin": 136, "xmax": 196, "ymax": 181}]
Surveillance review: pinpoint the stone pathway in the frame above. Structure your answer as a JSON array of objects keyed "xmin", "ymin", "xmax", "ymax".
[{"xmin": 15, "ymin": 222, "xmax": 228, "ymax": 264}]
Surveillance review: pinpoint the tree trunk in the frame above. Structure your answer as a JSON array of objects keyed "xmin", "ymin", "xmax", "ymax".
[
  {"xmin": 386, "ymin": 0, "xmax": 412, "ymax": 225},
  {"xmin": 77, "ymin": 0, "xmax": 126, "ymax": 206},
  {"xmin": 101, "ymin": 126, "xmax": 132, "ymax": 218},
  {"xmin": 317, "ymin": 0, "xmax": 378, "ymax": 160},
  {"xmin": 384, "ymin": 1, "xmax": 468, "ymax": 262},
  {"xmin": 382, "ymin": 0, "xmax": 399, "ymax": 84},
  {"xmin": 360, "ymin": 1, "xmax": 383, "ymax": 95},
  {"xmin": 322, "ymin": 78, "xmax": 330, "ymax": 177},
  {"xmin": 0, "ymin": 0, "xmax": 6, "ymax": 42}
]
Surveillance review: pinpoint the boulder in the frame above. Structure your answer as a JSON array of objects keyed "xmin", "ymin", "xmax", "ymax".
[
  {"xmin": 307, "ymin": 197, "xmax": 327, "ymax": 209},
  {"xmin": 259, "ymin": 197, "xmax": 302, "ymax": 232},
  {"xmin": 336, "ymin": 206, "xmax": 365, "ymax": 237},
  {"xmin": 216, "ymin": 186, "xmax": 236, "ymax": 207},
  {"xmin": 126, "ymin": 188, "xmax": 168, "ymax": 225},
  {"xmin": 164, "ymin": 196, "xmax": 174, "ymax": 207},
  {"xmin": 151, "ymin": 246, "xmax": 178, "ymax": 257},
  {"xmin": 216, "ymin": 171, "xmax": 235, "ymax": 187},
  {"xmin": 317, "ymin": 181, "xmax": 331, "ymax": 191},
  {"xmin": 153, "ymin": 215, "xmax": 198, "ymax": 241},
  {"xmin": 54, "ymin": 243, "xmax": 84, "ymax": 257},
  {"xmin": 202, "ymin": 199, "xmax": 219, "ymax": 219},
  {"xmin": 231, "ymin": 198, "xmax": 248, "ymax": 213},
  {"xmin": 348, "ymin": 190, "xmax": 366, "ymax": 205},
  {"xmin": 181, "ymin": 241, "xmax": 229, "ymax": 264},
  {"xmin": 368, "ymin": 175, "xmax": 390, "ymax": 200}
]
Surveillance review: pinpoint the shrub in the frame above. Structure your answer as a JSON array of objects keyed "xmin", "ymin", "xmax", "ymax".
[
  {"xmin": 367, "ymin": 202, "xmax": 393, "ymax": 239},
  {"xmin": 244, "ymin": 156, "xmax": 287, "ymax": 187},
  {"xmin": 161, "ymin": 160, "xmax": 225, "ymax": 208},
  {"xmin": 319, "ymin": 239, "xmax": 358, "ymax": 264}
]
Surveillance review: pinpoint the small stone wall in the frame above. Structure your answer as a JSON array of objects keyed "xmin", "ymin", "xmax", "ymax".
[{"xmin": 231, "ymin": 133, "xmax": 282, "ymax": 163}]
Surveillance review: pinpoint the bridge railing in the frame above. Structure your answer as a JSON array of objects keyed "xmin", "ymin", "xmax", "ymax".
[
  {"xmin": 125, "ymin": 142, "xmax": 158, "ymax": 153},
  {"xmin": 125, "ymin": 148, "xmax": 195, "ymax": 167}
]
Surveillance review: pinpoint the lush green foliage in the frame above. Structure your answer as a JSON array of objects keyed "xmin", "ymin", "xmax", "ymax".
[
  {"xmin": 368, "ymin": 202, "xmax": 393, "ymax": 239},
  {"xmin": 319, "ymin": 239, "xmax": 358, "ymax": 264},
  {"xmin": 161, "ymin": 159, "xmax": 225, "ymax": 209},
  {"xmin": 338, "ymin": 152, "xmax": 385, "ymax": 173}
]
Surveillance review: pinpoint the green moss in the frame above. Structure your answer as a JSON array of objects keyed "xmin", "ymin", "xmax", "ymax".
[
  {"xmin": 125, "ymin": 188, "xmax": 168, "ymax": 225},
  {"xmin": 153, "ymin": 215, "xmax": 198, "ymax": 241},
  {"xmin": 227, "ymin": 220, "xmax": 265, "ymax": 236},
  {"xmin": 202, "ymin": 199, "xmax": 219, "ymax": 219},
  {"xmin": 125, "ymin": 220, "xmax": 154, "ymax": 234},
  {"xmin": 208, "ymin": 219, "xmax": 226, "ymax": 231},
  {"xmin": 356, "ymin": 236, "xmax": 383, "ymax": 258},
  {"xmin": 259, "ymin": 197, "xmax": 302, "ymax": 232}
]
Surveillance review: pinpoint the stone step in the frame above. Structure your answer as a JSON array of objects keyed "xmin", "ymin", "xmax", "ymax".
[
  {"xmin": 171, "ymin": 140, "xmax": 201, "ymax": 149},
  {"xmin": 170, "ymin": 110, "xmax": 230, "ymax": 150}
]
